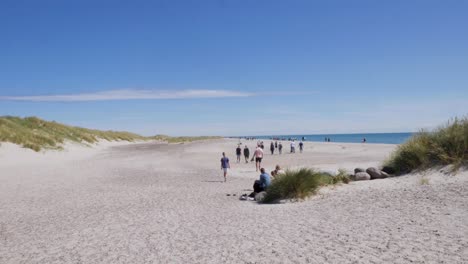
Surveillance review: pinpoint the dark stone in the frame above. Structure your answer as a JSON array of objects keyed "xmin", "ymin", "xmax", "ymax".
[
  {"xmin": 354, "ymin": 168, "xmax": 366, "ymax": 174},
  {"xmin": 354, "ymin": 172, "xmax": 371, "ymax": 181},
  {"xmin": 382, "ymin": 166, "xmax": 396, "ymax": 175},
  {"xmin": 366, "ymin": 167, "xmax": 388, "ymax": 179}
]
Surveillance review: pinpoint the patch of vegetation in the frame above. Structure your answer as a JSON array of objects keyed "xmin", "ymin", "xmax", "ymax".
[
  {"xmin": 0, "ymin": 116, "xmax": 146, "ymax": 151},
  {"xmin": 0, "ymin": 116, "xmax": 221, "ymax": 152},
  {"xmin": 383, "ymin": 117, "xmax": 468, "ymax": 175},
  {"xmin": 262, "ymin": 168, "xmax": 350, "ymax": 203}
]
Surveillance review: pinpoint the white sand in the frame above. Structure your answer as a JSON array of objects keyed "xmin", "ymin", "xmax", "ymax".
[{"xmin": 1, "ymin": 139, "xmax": 467, "ymax": 263}]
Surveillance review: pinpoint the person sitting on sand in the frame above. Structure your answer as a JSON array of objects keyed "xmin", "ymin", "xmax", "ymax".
[
  {"xmin": 220, "ymin": 152, "xmax": 230, "ymax": 182},
  {"xmin": 271, "ymin": 165, "xmax": 285, "ymax": 179},
  {"xmin": 247, "ymin": 168, "xmax": 271, "ymax": 198},
  {"xmin": 243, "ymin": 145, "xmax": 250, "ymax": 163}
]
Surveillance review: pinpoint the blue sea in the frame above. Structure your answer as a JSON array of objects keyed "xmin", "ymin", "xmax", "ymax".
[{"xmin": 245, "ymin": 132, "xmax": 413, "ymax": 145}]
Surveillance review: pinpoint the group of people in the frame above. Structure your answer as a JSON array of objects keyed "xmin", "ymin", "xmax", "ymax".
[
  {"xmin": 241, "ymin": 165, "xmax": 285, "ymax": 200},
  {"xmin": 221, "ymin": 141, "xmax": 292, "ymax": 200}
]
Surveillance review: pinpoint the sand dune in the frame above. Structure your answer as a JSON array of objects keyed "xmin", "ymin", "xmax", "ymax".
[{"xmin": 1, "ymin": 139, "xmax": 467, "ymax": 263}]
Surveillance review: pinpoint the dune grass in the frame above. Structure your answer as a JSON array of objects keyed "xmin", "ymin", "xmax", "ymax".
[
  {"xmin": 0, "ymin": 116, "xmax": 146, "ymax": 151},
  {"xmin": 0, "ymin": 116, "xmax": 221, "ymax": 151},
  {"xmin": 262, "ymin": 168, "xmax": 350, "ymax": 203},
  {"xmin": 383, "ymin": 117, "xmax": 468, "ymax": 175}
]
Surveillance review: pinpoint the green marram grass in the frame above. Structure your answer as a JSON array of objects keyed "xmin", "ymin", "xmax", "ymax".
[
  {"xmin": 384, "ymin": 117, "xmax": 468, "ymax": 175},
  {"xmin": 0, "ymin": 116, "xmax": 221, "ymax": 151},
  {"xmin": 262, "ymin": 168, "xmax": 350, "ymax": 203}
]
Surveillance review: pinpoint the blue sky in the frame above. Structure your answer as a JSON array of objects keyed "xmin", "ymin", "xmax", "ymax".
[{"xmin": 0, "ymin": 0, "xmax": 467, "ymax": 136}]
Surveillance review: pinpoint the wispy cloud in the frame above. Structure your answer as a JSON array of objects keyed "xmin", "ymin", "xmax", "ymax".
[{"xmin": 0, "ymin": 89, "xmax": 255, "ymax": 102}]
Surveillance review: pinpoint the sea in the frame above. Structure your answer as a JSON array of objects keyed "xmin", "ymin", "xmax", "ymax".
[{"xmin": 243, "ymin": 132, "xmax": 413, "ymax": 145}]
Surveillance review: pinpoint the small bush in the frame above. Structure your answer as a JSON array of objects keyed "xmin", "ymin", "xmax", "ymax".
[
  {"xmin": 384, "ymin": 117, "xmax": 468, "ymax": 175},
  {"xmin": 262, "ymin": 168, "xmax": 350, "ymax": 203}
]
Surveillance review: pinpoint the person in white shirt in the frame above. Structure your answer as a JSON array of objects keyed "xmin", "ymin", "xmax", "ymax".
[{"xmin": 290, "ymin": 141, "xmax": 296, "ymax": 153}]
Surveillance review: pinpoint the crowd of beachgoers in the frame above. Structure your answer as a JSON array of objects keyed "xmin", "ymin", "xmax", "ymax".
[{"xmin": 220, "ymin": 139, "xmax": 307, "ymax": 201}]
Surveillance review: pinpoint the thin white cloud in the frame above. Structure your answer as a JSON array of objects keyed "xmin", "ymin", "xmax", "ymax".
[{"xmin": 0, "ymin": 89, "xmax": 255, "ymax": 102}]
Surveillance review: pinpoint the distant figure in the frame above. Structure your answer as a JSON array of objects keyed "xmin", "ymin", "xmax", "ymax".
[
  {"xmin": 220, "ymin": 152, "xmax": 230, "ymax": 182},
  {"xmin": 243, "ymin": 145, "xmax": 250, "ymax": 163},
  {"xmin": 270, "ymin": 142, "xmax": 275, "ymax": 155},
  {"xmin": 278, "ymin": 142, "xmax": 283, "ymax": 154},
  {"xmin": 275, "ymin": 141, "xmax": 278, "ymax": 149},
  {"xmin": 290, "ymin": 141, "xmax": 296, "ymax": 153},
  {"xmin": 253, "ymin": 146, "xmax": 264, "ymax": 172},
  {"xmin": 299, "ymin": 141, "xmax": 304, "ymax": 153},
  {"xmin": 260, "ymin": 141, "xmax": 265, "ymax": 150},
  {"xmin": 362, "ymin": 138, "xmax": 367, "ymax": 143},
  {"xmin": 236, "ymin": 145, "xmax": 242, "ymax": 163},
  {"xmin": 327, "ymin": 138, "xmax": 331, "ymax": 142},
  {"xmin": 271, "ymin": 165, "xmax": 285, "ymax": 179},
  {"xmin": 248, "ymin": 168, "xmax": 271, "ymax": 198}
]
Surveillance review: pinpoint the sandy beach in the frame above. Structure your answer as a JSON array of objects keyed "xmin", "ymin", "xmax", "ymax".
[{"xmin": 1, "ymin": 139, "xmax": 467, "ymax": 263}]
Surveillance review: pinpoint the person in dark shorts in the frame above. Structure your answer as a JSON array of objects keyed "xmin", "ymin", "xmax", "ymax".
[
  {"xmin": 236, "ymin": 145, "xmax": 242, "ymax": 163},
  {"xmin": 243, "ymin": 145, "xmax": 250, "ymax": 163},
  {"xmin": 220, "ymin": 152, "xmax": 230, "ymax": 182},
  {"xmin": 278, "ymin": 142, "xmax": 283, "ymax": 154},
  {"xmin": 270, "ymin": 142, "xmax": 275, "ymax": 155},
  {"xmin": 253, "ymin": 146, "xmax": 264, "ymax": 172},
  {"xmin": 299, "ymin": 141, "xmax": 304, "ymax": 153}
]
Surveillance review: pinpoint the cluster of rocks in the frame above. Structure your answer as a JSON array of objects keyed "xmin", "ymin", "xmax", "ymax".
[{"xmin": 352, "ymin": 167, "xmax": 390, "ymax": 181}]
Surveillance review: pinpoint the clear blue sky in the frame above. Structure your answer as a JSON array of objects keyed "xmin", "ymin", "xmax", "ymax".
[{"xmin": 0, "ymin": 0, "xmax": 467, "ymax": 136}]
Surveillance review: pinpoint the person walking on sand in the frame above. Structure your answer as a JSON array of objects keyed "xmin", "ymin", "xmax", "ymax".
[
  {"xmin": 236, "ymin": 145, "xmax": 242, "ymax": 163},
  {"xmin": 270, "ymin": 142, "xmax": 275, "ymax": 155},
  {"xmin": 253, "ymin": 146, "xmax": 264, "ymax": 172},
  {"xmin": 278, "ymin": 142, "xmax": 283, "ymax": 154},
  {"xmin": 220, "ymin": 152, "xmax": 230, "ymax": 182},
  {"xmin": 243, "ymin": 145, "xmax": 250, "ymax": 163},
  {"xmin": 290, "ymin": 140, "xmax": 296, "ymax": 153},
  {"xmin": 299, "ymin": 141, "xmax": 304, "ymax": 153}
]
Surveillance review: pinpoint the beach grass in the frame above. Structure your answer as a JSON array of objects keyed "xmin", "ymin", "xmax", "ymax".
[
  {"xmin": 384, "ymin": 117, "xmax": 468, "ymax": 175},
  {"xmin": 0, "ymin": 116, "xmax": 146, "ymax": 151},
  {"xmin": 262, "ymin": 168, "xmax": 350, "ymax": 203},
  {"xmin": 0, "ymin": 116, "xmax": 221, "ymax": 151}
]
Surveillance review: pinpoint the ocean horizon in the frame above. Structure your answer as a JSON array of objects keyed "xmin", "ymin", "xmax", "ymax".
[{"xmin": 240, "ymin": 132, "xmax": 413, "ymax": 145}]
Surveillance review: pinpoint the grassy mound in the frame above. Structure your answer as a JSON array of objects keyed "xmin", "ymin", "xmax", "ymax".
[
  {"xmin": 0, "ymin": 116, "xmax": 223, "ymax": 152},
  {"xmin": 384, "ymin": 117, "xmax": 468, "ymax": 175},
  {"xmin": 0, "ymin": 116, "xmax": 146, "ymax": 151},
  {"xmin": 262, "ymin": 168, "xmax": 350, "ymax": 203}
]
